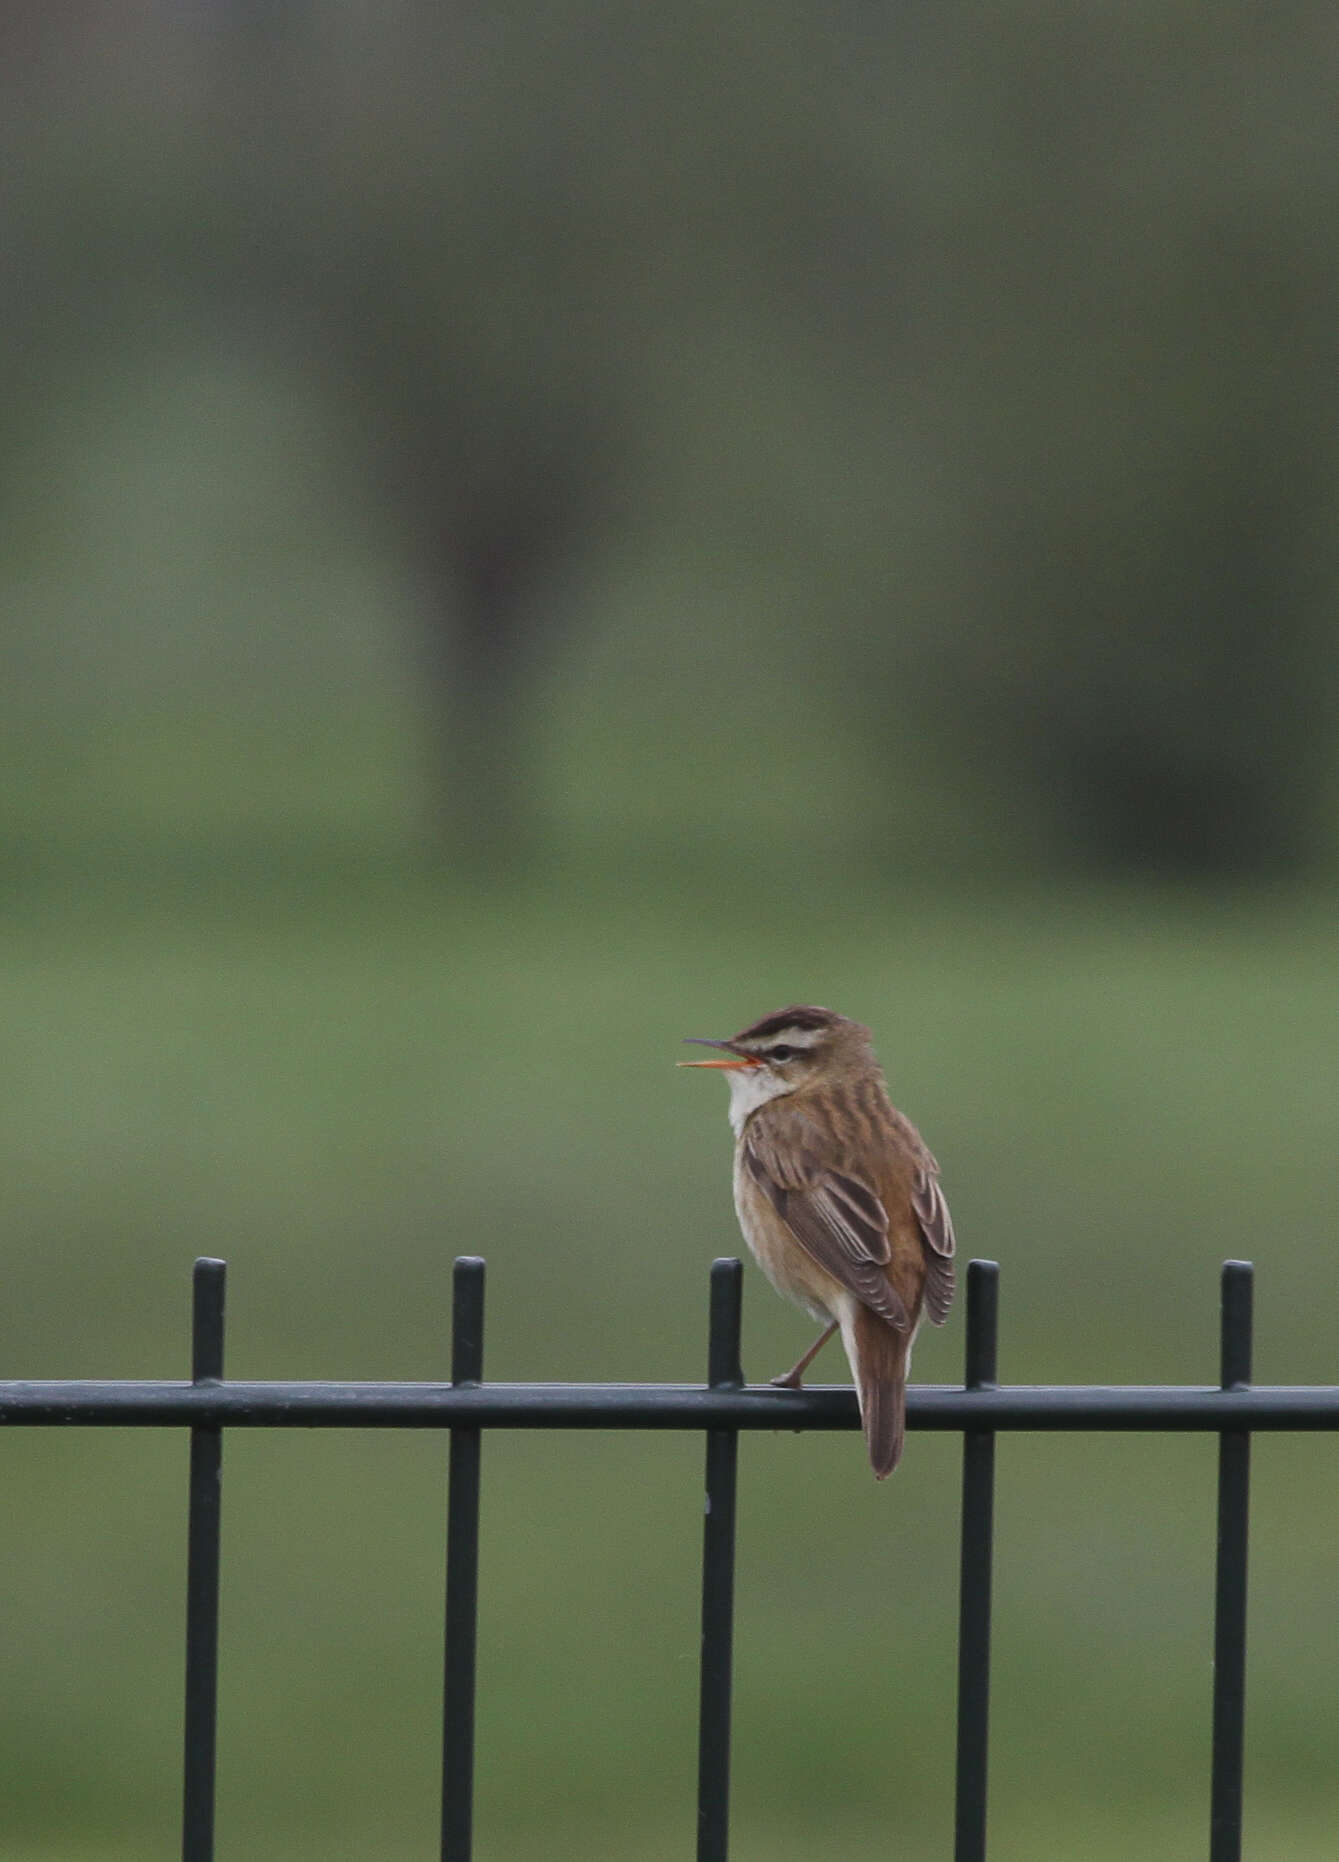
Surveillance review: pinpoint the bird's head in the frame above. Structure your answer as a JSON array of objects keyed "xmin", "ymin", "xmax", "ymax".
[{"xmin": 679, "ymin": 1005, "xmax": 874, "ymax": 1128}]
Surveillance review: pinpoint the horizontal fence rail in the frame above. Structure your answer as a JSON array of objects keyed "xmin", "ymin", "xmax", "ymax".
[
  {"xmin": 2, "ymin": 1255, "xmax": 1337, "ymax": 1862},
  {"xmin": 5, "ymin": 1379, "xmax": 1339, "ymax": 1429}
]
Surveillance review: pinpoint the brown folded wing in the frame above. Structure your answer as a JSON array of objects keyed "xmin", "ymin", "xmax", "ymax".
[
  {"xmin": 913, "ymin": 1165, "xmax": 956, "ymax": 1324},
  {"xmin": 744, "ymin": 1096, "xmax": 957, "ymax": 1332},
  {"xmin": 891, "ymin": 1103, "xmax": 957, "ymax": 1325},
  {"xmin": 742, "ymin": 1128, "xmax": 912, "ymax": 1333}
]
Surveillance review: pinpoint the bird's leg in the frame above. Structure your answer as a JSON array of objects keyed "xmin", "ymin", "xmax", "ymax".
[{"xmin": 770, "ymin": 1321, "xmax": 839, "ymax": 1390}]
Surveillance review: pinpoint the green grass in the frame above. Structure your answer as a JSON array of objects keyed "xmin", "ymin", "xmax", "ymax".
[{"xmin": 2, "ymin": 814, "xmax": 1337, "ymax": 1858}]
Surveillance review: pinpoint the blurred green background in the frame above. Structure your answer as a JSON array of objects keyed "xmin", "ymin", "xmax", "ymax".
[{"xmin": 3, "ymin": 5, "xmax": 1339, "ymax": 1859}]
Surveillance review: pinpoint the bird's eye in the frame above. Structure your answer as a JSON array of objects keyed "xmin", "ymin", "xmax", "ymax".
[{"xmin": 768, "ymin": 1044, "xmax": 796, "ymax": 1062}]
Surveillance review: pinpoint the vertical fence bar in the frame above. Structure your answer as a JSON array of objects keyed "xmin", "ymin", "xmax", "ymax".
[
  {"xmin": 955, "ymin": 1260, "xmax": 1000, "ymax": 1862},
  {"xmin": 182, "ymin": 1257, "xmax": 226, "ymax": 1862},
  {"xmin": 697, "ymin": 1258, "xmax": 743, "ymax": 1862},
  {"xmin": 441, "ymin": 1257, "xmax": 486, "ymax": 1862},
  {"xmin": 1210, "ymin": 1261, "xmax": 1253, "ymax": 1862}
]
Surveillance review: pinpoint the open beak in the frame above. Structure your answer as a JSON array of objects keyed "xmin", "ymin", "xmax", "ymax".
[{"xmin": 677, "ymin": 1037, "xmax": 762, "ymax": 1070}]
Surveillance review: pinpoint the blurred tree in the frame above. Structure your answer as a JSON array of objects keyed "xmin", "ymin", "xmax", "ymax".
[
  {"xmin": 2, "ymin": 1, "xmax": 1339, "ymax": 875},
  {"xmin": 981, "ymin": 423, "xmax": 1331, "ymax": 875},
  {"xmin": 198, "ymin": 6, "xmax": 626, "ymax": 867},
  {"xmin": 366, "ymin": 373, "xmax": 616, "ymax": 867},
  {"xmin": 892, "ymin": 4, "xmax": 1339, "ymax": 875}
]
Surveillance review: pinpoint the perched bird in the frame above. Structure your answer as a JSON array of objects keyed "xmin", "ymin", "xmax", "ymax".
[{"xmin": 680, "ymin": 1005, "xmax": 954, "ymax": 1477}]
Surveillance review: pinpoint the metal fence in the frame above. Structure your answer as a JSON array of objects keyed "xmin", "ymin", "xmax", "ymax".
[{"xmin": 3, "ymin": 1254, "xmax": 1338, "ymax": 1862}]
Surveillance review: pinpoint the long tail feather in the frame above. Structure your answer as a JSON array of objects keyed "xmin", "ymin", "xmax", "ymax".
[{"xmin": 847, "ymin": 1305, "xmax": 910, "ymax": 1479}]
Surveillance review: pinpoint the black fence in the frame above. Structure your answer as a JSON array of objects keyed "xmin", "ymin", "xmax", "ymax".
[{"xmin": 3, "ymin": 1255, "xmax": 1338, "ymax": 1862}]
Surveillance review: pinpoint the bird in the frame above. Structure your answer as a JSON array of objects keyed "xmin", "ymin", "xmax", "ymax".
[{"xmin": 679, "ymin": 1005, "xmax": 954, "ymax": 1477}]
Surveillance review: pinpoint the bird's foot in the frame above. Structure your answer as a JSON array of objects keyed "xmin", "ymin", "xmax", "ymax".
[{"xmin": 769, "ymin": 1370, "xmax": 804, "ymax": 1390}]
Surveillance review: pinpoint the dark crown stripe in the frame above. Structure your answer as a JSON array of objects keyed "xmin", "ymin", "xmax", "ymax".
[{"xmin": 734, "ymin": 1005, "xmax": 838, "ymax": 1042}]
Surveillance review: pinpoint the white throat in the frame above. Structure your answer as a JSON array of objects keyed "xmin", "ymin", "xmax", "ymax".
[{"xmin": 723, "ymin": 1065, "xmax": 792, "ymax": 1138}]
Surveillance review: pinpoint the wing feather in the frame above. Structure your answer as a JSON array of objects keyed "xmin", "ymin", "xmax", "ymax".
[
  {"xmin": 912, "ymin": 1166, "xmax": 956, "ymax": 1324},
  {"xmin": 742, "ymin": 1094, "xmax": 956, "ymax": 1334},
  {"xmin": 743, "ymin": 1138, "xmax": 911, "ymax": 1332}
]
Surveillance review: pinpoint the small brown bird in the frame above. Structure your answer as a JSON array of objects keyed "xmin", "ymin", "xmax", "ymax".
[{"xmin": 680, "ymin": 1005, "xmax": 955, "ymax": 1477}]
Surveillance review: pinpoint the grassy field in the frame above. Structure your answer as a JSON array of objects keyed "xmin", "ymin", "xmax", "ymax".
[{"xmin": 2, "ymin": 778, "xmax": 1338, "ymax": 1859}]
